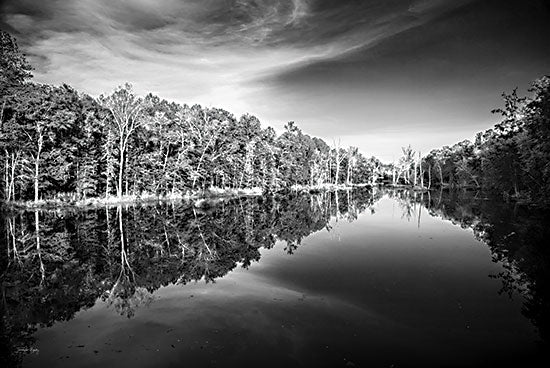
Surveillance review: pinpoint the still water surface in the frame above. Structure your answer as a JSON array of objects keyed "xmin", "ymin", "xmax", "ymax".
[{"xmin": 1, "ymin": 189, "xmax": 548, "ymax": 367}]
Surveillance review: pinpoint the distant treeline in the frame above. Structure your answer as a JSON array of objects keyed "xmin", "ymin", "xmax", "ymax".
[
  {"xmin": 1, "ymin": 30, "xmax": 549, "ymax": 204},
  {"xmin": 342, "ymin": 75, "xmax": 550, "ymax": 207},
  {"xmin": 416, "ymin": 75, "xmax": 550, "ymax": 205}
]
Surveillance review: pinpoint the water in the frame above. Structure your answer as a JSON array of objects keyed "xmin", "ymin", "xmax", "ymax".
[{"xmin": 1, "ymin": 189, "xmax": 548, "ymax": 367}]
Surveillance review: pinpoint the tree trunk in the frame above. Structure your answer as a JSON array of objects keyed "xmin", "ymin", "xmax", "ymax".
[
  {"xmin": 335, "ymin": 189, "xmax": 339, "ymax": 221},
  {"xmin": 428, "ymin": 164, "xmax": 432, "ymax": 190},
  {"xmin": 193, "ymin": 135, "xmax": 216, "ymax": 190},
  {"xmin": 125, "ymin": 152, "xmax": 129, "ymax": 196},
  {"xmin": 418, "ymin": 152, "xmax": 423, "ymax": 188},
  {"xmin": 117, "ymin": 137, "xmax": 124, "ymax": 198},
  {"xmin": 346, "ymin": 157, "xmax": 353, "ymax": 185},
  {"xmin": 413, "ymin": 160, "xmax": 417, "ymax": 187},
  {"xmin": 346, "ymin": 156, "xmax": 352, "ymax": 186},
  {"xmin": 75, "ymin": 162, "xmax": 81, "ymax": 199},
  {"xmin": 105, "ymin": 131, "xmax": 113, "ymax": 198},
  {"xmin": 4, "ymin": 152, "xmax": 8, "ymax": 201},
  {"xmin": 0, "ymin": 100, "xmax": 5, "ymax": 126},
  {"xmin": 9, "ymin": 153, "xmax": 16, "ymax": 201},
  {"xmin": 34, "ymin": 132, "xmax": 43, "ymax": 203},
  {"xmin": 328, "ymin": 159, "xmax": 332, "ymax": 184},
  {"xmin": 335, "ymin": 150, "xmax": 340, "ymax": 185},
  {"xmin": 34, "ymin": 157, "xmax": 39, "ymax": 202}
]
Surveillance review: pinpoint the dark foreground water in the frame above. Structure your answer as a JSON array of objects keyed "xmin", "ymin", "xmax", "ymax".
[{"xmin": 1, "ymin": 189, "xmax": 549, "ymax": 367}]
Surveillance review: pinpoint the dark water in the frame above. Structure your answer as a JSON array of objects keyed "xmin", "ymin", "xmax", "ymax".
[{"xmin": 1, "ymin": 189, "xmax": 549, "ymax": 367}]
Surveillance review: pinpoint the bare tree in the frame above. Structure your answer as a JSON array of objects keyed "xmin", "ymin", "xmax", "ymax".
[
  {"xmin": 346, "ymin": 146, "xmax": 358, "ymax": 186},
  {"xmin": 333, "ymin": 139, "xmax": 345, "ymax": 185},
  {"xmin": 400, "ymin": 145, "xmax": 415, "ymax": 185},
  {"xmin": 100, "ymin": 84, "xmax": 145, "ymax": 198}
]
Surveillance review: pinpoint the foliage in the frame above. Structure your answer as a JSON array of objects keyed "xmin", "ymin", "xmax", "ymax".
[
  {"xmin": 400, "ymin": 75, "xmax": 550, "ymax": 205},
  {"xmin": 0, "ymin": 30, "xmax": 32, "ymax": 96}
]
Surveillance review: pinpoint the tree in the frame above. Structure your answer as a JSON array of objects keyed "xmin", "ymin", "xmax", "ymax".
[
  {"xmin": 479, "ymin": 89, "xmax": 526, "ymax": 196},
  {"xmin": 346, "ymin": 146, "xmax": 359, "ymax": 185},
  {"xmin": 3, "ymin": 84, "xmax": 79, "ymax": 202},
  {"xmin": 332, "ymin": 140, "xmax": 346, "ymax": 186},
  {"xmin": 276, "ymin": 122, "xmax": 316, "ymax": 187},
  {"xmin": 0, "ymin": 30, "xmax": 33, "ymax": 97},
  {"xmin": 100, "ymin": 84, "xmax": 146, "ymax": 198},
  {"xmin": 519, "ymin": 76, "xmax": 550, "ymax": 202},
  {"xmin": 398, "ymin": 145, "xmax": 415, "ymax": 185},
  {"xmin": 1, "ymin": 31, "xmax": 33, "ymax": 201},
  {"xmin": 74, "ymin": 94, "xmax": 109, "ymax": 199}
]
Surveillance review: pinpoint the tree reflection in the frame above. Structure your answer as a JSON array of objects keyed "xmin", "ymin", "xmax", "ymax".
[
  {"xmin": 2, "ymin": 188, "xmax": 548, "ymax": 365},
  {"xmin": 0, "ymin": 189, "xmax": 379, "ymax": 365},
  {"xmin": 102, "ymin": 206, "xmax": 153, "ymax": 318},
  {"xmin": 392, "ymin": 188, "xmax": 550, "ymax": 346}
]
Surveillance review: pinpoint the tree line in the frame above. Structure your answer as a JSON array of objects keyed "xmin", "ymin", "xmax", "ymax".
[
  {"xmin": 2, "ymin": 30, "xmax": 549, "ymax": 205},
  {"xmin": 390, "ymin": 76, "xmax": 550, "ymax": 206},
  {"xmin": 1, "ymin": 31, "xmax": 383, "ymax": 204}
]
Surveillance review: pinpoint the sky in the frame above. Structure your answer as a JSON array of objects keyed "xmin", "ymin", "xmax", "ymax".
[{"xmin": 1, "ymin": 0, "xmax": 549, "ymax": 162}]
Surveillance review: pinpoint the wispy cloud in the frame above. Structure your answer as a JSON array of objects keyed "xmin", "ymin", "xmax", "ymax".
[
  {"xmin": 1, "ymin": 0, "xmax": 472, "ymax": 114},
  {"xmin": 5, "ymin": 0, "xmax": 548, "ymax": 163}
]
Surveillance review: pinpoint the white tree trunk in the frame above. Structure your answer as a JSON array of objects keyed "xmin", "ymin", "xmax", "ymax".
[{"xmin": 117, "ymin": 136, "xmax": 125, "ymax": 198}]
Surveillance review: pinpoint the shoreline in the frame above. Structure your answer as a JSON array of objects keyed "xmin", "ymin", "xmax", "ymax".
[
  {"xmin": 2, "ymin": 187, "xmax": 264, "ymax": 211},
  {"xmin": 4, "ymin": 184, "xmax": 541, "ymax": 211},
  {"xmin": 0, "ymin": 184, "xmax": 373, "ymax": 210}
]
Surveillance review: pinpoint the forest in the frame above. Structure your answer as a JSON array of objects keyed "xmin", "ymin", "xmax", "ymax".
[{"xmin": 1, "ymin": 30, "xmax": 549, "ymax": 206}]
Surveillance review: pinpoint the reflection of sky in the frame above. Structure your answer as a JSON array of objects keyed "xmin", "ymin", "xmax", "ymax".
[
  {"xmin": 24, "ymin": 196, "xmax": 539, "ymax": 367},
  {"xmin": 2, "ymin": 0, "xmax": 549, "ymax": 161}
]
